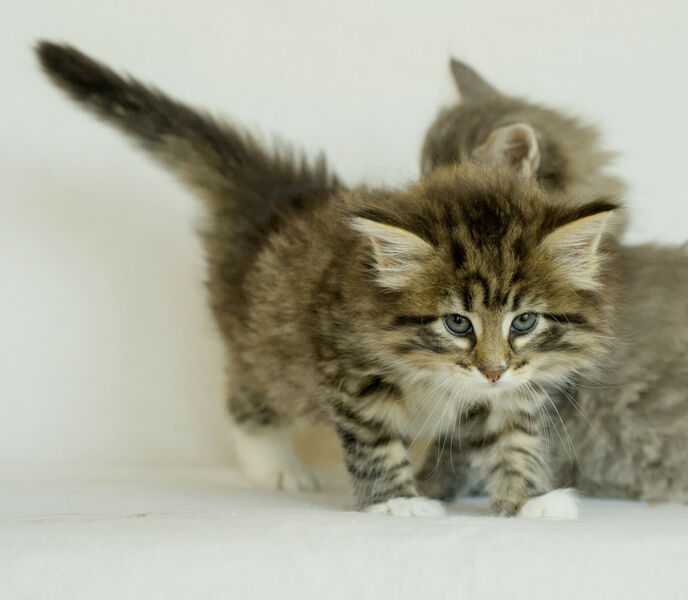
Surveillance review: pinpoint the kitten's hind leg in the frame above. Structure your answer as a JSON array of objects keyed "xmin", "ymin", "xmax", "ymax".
[
  {"xmin": 230, "ymin": 423, "xmax": 318, "ymax": 492},
  {"xmin": 229, "ymin": 393, "xmax": 318, "ymax": 492}
]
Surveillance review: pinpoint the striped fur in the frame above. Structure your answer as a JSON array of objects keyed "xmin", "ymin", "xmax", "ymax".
[
  {"xmin": 37, "ymin": 42, "xmax": 618, "ymax": 513},
  {"xmin": 415, "ymin": 58, "xmax": 629, "ymax": 508}
]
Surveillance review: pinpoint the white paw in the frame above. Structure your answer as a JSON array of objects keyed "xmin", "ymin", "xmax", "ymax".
[
  {"xmin": 250, "ymin": 462, "xmax": 319, "ymax": 492},
  {"xmin": 518, "ymin": 488, "xmax": 579, "ymax": 520},
  {"xmin": 231, "ymin": 423, "xmax": 319, "ymax": 492},
  {"xmin": 364, "ymin": 497, "xmax": 446, "ymax": 517}
]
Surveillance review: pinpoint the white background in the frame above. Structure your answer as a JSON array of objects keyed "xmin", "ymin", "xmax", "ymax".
[{"xmin": 1, "ymin": 0, "xmax": 686, "ymax": 467}]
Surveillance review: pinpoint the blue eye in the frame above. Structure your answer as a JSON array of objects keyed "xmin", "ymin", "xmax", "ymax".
[
  {"xmin": 444, "ymin": 314, "xmax": 473, "ymax": 336},
  {"xmin": 511, "ymin": 312, "xmax": 538, "ymax": 333}
]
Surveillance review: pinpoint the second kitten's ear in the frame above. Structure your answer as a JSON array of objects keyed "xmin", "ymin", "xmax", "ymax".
[
  {"xmin": 350, "ymin": 217, "xmax": 434, "ymax": 289},
  {"xmin": 540, "ymin": 202, "xmax": 617, "ymax": 289},
  {"xmin": 449, "ymin": 59, "xmax": 499, "ymax": 102},
  {"xmin": 473, "ymin": 123, "xmax": 540, "ymax": 178}
]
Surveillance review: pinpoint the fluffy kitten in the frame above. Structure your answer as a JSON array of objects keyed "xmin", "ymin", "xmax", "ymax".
[
  {"xmin": 37, "ymin": 42, "xmax": 617, "ymax": 516},
  {"xmin": 421, "ymin": 59, "xmax": 627, "ymax": 234},
  {"xmin": 554, "ymin": 243, "xmax": 688, "ymax": 502},
  {"xmin": 419, "ymin": 59, "xmax": 688, "ymax": 504}
]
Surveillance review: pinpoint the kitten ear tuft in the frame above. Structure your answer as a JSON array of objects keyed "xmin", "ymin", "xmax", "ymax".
[
  {"xmin": 473, "ymin": 122, "xmax": 540, "ymax": 177},
  {"xmin": 350, "ymin": 217, "xmax": 434, "ymax": 289},
  {"xmin": 449, "ymin": 59, "xmax": 499, "ymax": 102},
  {"xmin": 541, "ymin": 203, "xmax": 616, "ymax": 289}
]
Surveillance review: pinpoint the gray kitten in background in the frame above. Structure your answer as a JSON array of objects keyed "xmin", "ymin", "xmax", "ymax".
[
  {"xmin": 422, "ymin": 59, "xmax": 627, "ymax": 235},
  {"xmin": 418, "ymin": 59, "xmax": 688, "ymax": 504}
]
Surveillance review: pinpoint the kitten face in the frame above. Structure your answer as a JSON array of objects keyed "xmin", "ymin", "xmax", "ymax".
[
  {"xmin": 385, "ymin": 272, "xmax": 605, "ymax": 404},
  {"xmin": 408, "ymin": 285, "xmax": 595, "ymax": 398},
  {"xmin": 353, "ymin": 166, "xmax": 615, "ymax": 404}
]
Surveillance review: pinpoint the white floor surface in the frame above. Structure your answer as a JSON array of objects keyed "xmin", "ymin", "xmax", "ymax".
[{"xmin": 2, "ymin": 466, "xmax": 687, "ymax": 599}]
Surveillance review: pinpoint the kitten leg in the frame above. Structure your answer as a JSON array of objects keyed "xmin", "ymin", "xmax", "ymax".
[
  {"xmin": 230, "ymin": 421, "xmax": 318, "ymax": 492},
  {"xmin": 469, "ymin": 409, "xmax": 551, "ymax": 516},
  {"xmin": 333, "ymin": 408, "xmax": 444, "ymax": 516},
  {"xmin": 229, "ymin": 390, "xmax": 317, "ymax": 492}
]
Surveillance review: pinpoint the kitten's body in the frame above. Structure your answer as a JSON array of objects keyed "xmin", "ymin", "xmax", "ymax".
[
  {"xmin": 554, "ymin": 243, "xmax": 688, "ymax": 502},
  {"xmin": 37, "ymin": 43, "xmax": 615, "ymax": 516},
  {"xmin": 420, "ymin": 59, "xmax": 688, "ymax": 503}
]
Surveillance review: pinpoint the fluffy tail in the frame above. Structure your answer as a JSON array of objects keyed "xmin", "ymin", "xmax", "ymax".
[{"xmin": 35, "ymin": 41, "xmax": 338, "ymax": 233}]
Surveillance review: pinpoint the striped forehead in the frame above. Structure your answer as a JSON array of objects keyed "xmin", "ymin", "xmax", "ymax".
[
  {"xmin": 457, "ymin": 271, "xmax": 521, "ymax": 312},
  {"xmin": 447, "ymin": 225, "xmax": 527, "ymax": 310}
]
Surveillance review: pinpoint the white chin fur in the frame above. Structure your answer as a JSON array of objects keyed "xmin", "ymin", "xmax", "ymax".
[
  {"xmin": 517, "ymin": 488, "xmax": 579, "ymax": 520},
  {"xmin": 364, "ymin": 497, "xmax": 446, "ymax": 517}
]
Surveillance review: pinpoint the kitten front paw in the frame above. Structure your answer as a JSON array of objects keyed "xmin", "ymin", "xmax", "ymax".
[
  {"xmin": 517, "ymin": 488, "xmax": 579, "ymax": 520},
  {"xmin": 364, "ymin": 497, "xmax": 446, "ymax": 517}
]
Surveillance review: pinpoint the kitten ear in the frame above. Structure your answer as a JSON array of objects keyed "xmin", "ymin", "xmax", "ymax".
[
  {"xmin": 449, "ymin": 59, "xmax": 499, "ymax": 102},
  {"xmin": 350, "ymin": 217, "xmax": 434, "ymax": 288},
  {"xmin": 473, "ymin": 123, "xmax": 540, "ymax": 177},
  {"xmin": 540, "ymin": 203, "xmax": 616, "ymax": 289}
]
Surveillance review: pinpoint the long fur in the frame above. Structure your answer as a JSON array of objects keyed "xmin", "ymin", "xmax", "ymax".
[
  {"xmin": 38, "ymin": 42, "xmax": 618, "ymax": 514},
  {"xmin": 419, "ymin": 58, "xmax": 688, "ymax": 505}
]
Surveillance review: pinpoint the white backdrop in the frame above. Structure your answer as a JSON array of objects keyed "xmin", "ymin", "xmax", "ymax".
[{"xmin": 1, "ymin": 0, "xmax": 686, "ymax": 466}]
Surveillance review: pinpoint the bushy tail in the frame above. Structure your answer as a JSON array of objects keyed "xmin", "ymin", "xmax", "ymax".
[{"xmin": 36, "ymin": 41, "xmax": 338, "ymax": 233}]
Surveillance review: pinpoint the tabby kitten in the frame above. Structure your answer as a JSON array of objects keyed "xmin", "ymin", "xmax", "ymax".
[
  {"xmin": 420, "ymin": 241, "xmax": 688, "ymax": 506},
  {"xmin": 421, "ymin": 59, "xmax": 627, "ymax": 234},
  {"xmin": 419, "ymin": 59, "xmax": 688, "ymax": 505},
  {"xmin": 37, "ymin": 42, "xmax": 617, "ymax": 516}
]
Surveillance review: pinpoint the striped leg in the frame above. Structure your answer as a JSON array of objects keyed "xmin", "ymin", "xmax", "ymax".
[
  {"xmin": 228, "ymin": 385, "xmax": 317, "ymax": 492},
  {"xmin": 331, "ymin": 393, "xmax": 444, "ymax": 515},
  {"xmin": 469, "ymin": 408, "xmax": 551, "ymax": 516}
]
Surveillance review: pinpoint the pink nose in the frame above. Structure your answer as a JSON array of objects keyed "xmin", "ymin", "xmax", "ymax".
[{"xmin": 479, "ymin": 366, "xmax": 507, "ymax": 382}]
